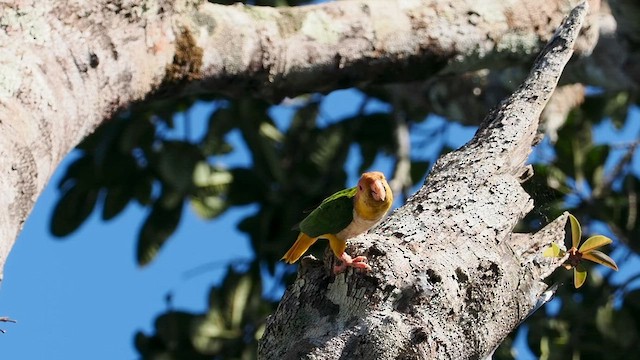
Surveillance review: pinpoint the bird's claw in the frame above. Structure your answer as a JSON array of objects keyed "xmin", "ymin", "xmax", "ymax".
[{"xmin": 333, "ymin": 253, "xmax": 372, "ymax": 274}]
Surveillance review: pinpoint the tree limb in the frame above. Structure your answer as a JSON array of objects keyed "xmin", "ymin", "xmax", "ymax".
[
  {"xmin": 186, "ymin": 0, "xmax": 602, "ymax": 101},
  {"xmin": 260, "ymin": 2, "xmax": 588, "ymax": 359}
]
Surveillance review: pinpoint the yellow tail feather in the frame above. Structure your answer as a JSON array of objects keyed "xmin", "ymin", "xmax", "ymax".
[{"xmin": 282, "ymin": 233, "xmax": 318, "ymax": 264}]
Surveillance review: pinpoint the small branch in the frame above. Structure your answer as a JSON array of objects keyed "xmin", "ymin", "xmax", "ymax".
[
  {"xmin": 185, "ymin": 0, "xmax": 598, "ymax": 101},
  {"xmin": 0, "ymin": 317, "xmax": 17, "ymax": 334},
  {"xmin": 540, "ymin": 84, "xmax": 586, "ymax": 143},
  {"xmin": 593, "ymin": 141, "xmax": 639, "ymax": 199},
  {"xmin": 389, "ymin": 100, "xmax": 411, "ymax": 202},
  {"xmin": 261, "ymin": 3, "xmax": 589, "ymax": 360}
]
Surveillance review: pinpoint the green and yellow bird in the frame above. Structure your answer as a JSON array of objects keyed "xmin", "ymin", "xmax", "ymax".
[{"xmin": 282, "ymin": 171, "xmax": 393, "ymax": 272}]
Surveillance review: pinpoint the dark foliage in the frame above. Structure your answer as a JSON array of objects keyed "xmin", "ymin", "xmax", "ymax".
[{"xmin": 49, "ymin": 1, "xmax": 640, "ymax": 358}]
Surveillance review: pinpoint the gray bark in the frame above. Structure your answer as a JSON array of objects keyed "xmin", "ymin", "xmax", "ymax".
[
  {"xmin": 259, "ymin": 3, "xmax": 588, "ymax": 359},
  {"xmin": 0, "ymin": 0, "xmax": 633, "ymax": 349},
  {"xmin": 0, "ymin": 0, "xmax": 635, "ymax": 280}
]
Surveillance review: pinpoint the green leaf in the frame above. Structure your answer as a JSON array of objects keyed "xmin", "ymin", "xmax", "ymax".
[
  {"xmin": 236, "ymin": 99, "xmax": 284, "ymax": 183},
  {"xmin": 192, "ymin": 314, "xmax": 229, "ymax": 354},
  {"xmin": 137, "ymin": 198, "xmax": 183, "ymax": 266},
  {"xmin": 57, "ymin": 155, "xmax": 95, "ymax": 190},
  {"xmin": 596, "ymin": 300, "xmax": 638, "ymax": 348},
  {"xmin": 102, "ymin": 186, "xmax": 132, "ymax": 220},
  {"xmin": 546, "ymin": 166, "xmax": 570, "ymax": 193},
  {"xmin": 133, "ymin": 175, "xmax": 154, "ymax": 206},
  {"xmin": 228, "ymin": 274, "xmax": 252, "ymax": 328},
  {"xmin": 582, "ymin": 249, "xmax": 619, "ymax": 271},
  {"xmin": 98, "ymin": 152, "xmax": 138, "ymax": 188},
  {"xmin": 119, "ymin": 117, "xmax": 155, "ymax": 153},
  {"xmin": 568, "ymin": 213, "xmax": 581, "ymax": 249},
  {"xmin": 227, "ymin": 168, "xmax": 268, "ymax": 205},
  {"xmin": 358, "ymin": 142, "xmax": 378, "ymax": 175},
  {"xmin": 50, "ymin": 186, "xmax": 99, "ymax": 237},
  {"xmin": 237, "ymin": 214, "xmax": 261, "ymax": 241},
  {"xmin": 583, "ymin": 145, "xmax": 609, "ymax": 185},
  {"xmin": 352, "ymin": 113, "xmax": 395, "ymax": 173},
  {"xmin": 288, "ymin": 99, "xmax": 318, "ymax": 134},
  {"xmin": 596, "ymin": 302, "xmax": 614, "ymax": 337},
  {"xmin": 579, "ymin": 235, "xmax": 612, "ymax": 253},
  {"xmin": 352, "ymin": 113, "xmax": 395, "ymax": 151},
  {"xmin": 154, "ymin": 311, "xmax": 197, "ymax": 344},
  {"xmin": 259, "ymin": 121, "xmax": 284, "ymax": 143},
  {"xmin": 191, "ymin": 196, "xmax": 227, "ymax": 219},
  {"xmin": 604, "ymin": 92, "xmax": 631, "ymax": 128},
  {"xmin": 309, "ymin": 126, "xmax": 350, "ymax": 176},
  {"xmin": 192, "ymin": 162, "xmax": 233, "ymax": 193},
  {"xmin": 574, "ymin": 264, "xmax": 587, "ymax": 288},
  {"xmin": 200, "ymin": 105, "xmax": 235, "ymax": 156},
  {"xmin": 76, "ymin": 118, "xmax": 123, "ymax": 153},
  {"xmin": 410, "ymin": 161, "xmax": 431, "ymax": 185},
  {"xmin": 543, "ymin": 242, "xmax": 565, "ymax": 258},
  {"xmin": 155, "ymin": 141, "xmax": 203, "ymax": 193}
]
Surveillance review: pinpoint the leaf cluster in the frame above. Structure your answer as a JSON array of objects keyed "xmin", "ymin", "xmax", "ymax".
[
  {"xmin": 47, "ymin": 3, "xmax": 640, "ymax": 354},
  {"xmin": 51, "ymin": 84, "xmax": 436, "ymax": 358},
  {"xmin": 135, "ymin": 265, "xmax": 271, "ymax": 359},
  {"xmin": 497, "ymin": 92, "xmax": 640, "ymax": 359},
  {"xmin": 51, "ymin": 83, "xmax": 640, "ymax": 359},
  {"xmin": 544, "ymin": 214, "xmax": 618, "ymax": 288}
]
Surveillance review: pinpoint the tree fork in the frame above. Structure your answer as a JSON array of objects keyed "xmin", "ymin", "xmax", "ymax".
[{"xmin": 259, "ymin": 3, "xmax": 588, "ymax": 359}]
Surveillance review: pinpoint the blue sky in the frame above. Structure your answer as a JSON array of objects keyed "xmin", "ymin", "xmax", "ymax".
[{"xmin": 0, "ymin": 90, "xmax": 638, "ymax": 359}]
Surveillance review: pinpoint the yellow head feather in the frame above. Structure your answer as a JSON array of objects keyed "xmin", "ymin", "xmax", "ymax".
[{"xmin": 354, "ymin": 172, "xmax": 393, "ymax": 221}]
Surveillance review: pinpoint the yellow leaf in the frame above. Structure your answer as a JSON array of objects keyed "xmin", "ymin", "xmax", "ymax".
[
  {"xmin": 543, "ymin": 242, "xmax": 565, "ymax": 258},
  {"xmin": 579, "ymin": 235, "xmax": 612, "ymax": 253},
  {"xmin": 582, "ymin": 250, "xmax": 619, "ymax": 271},
  {"xmin": 568, "ymin": 213, "xmax": 582, "ymax": 249},
  {"xmin": 574, "ymin": 265, "xmax": 587, "ymax": 288}
]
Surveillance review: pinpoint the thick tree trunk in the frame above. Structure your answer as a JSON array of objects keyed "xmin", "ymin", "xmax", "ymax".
[
  {"xmin": 0, "ymin": 1, "xmax": 183, "ymax": 280},
  {"xmin": 0, "ymin": 0, "xmax": 634, "ymax": 332},
  {"xmin": 259, "ymin": 3, "xmax": 588, "ymax": 359}
]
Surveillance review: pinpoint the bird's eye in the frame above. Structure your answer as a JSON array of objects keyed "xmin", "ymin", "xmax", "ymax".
[{"xmin": 358, "ymin": 185, "xmax": 363, "ymax": 190}]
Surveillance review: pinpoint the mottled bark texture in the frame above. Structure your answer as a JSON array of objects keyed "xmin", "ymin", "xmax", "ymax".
[
  {"xmin": 0, "ymin": 0, "xmax": 632, "ymax": 324},
  {"xmin": 259, "ymin": 3, "xmax": 588, "ymax": 359},
  {"xmin": 375, "ymin": 0, "xmax": 640, "ymax": 136},
  {"xmin": 0, "ymin": 0, "xmax": 628, "ymax": 281}
]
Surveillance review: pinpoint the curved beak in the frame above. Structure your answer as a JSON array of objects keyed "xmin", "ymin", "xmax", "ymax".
[{"xmin": 371, "ymin": 180, "xmax": 386, "ymax": 202}]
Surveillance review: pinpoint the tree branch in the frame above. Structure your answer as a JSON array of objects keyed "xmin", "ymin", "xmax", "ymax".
[
  {"xmin": 182, "ymin": 0, "xmax": 602, "ymax": 101},
  {"xmin": 389, "ymin": 99, "xmax": 412, "ymax": 202},
  {"xmin": 0, "ymin": 0, "xmax": 625, "ymax": 281},
  {"xmin": 260, "ymin": 2, "xmax": 588, "ymax": 359}
]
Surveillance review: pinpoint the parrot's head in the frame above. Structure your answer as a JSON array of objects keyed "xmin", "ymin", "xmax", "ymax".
[{"xmin": 355, "ymin": 171, "xmax": 393, "ymax": 220}]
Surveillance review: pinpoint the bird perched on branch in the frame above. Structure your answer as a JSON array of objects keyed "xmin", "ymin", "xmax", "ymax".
[{"xmin": 282, "ymin": 171, "xmax": 393, "ymax": 273}]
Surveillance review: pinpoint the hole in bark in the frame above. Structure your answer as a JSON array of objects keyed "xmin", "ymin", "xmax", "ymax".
[
  {"xmin": 317, "ymin": 298, "xmax": 340, "ymax": 317},
  {"xmin": 368, "ymin": 243, "xmax": 386, "ymax": 257},
  {"xmin": 426, "ymin": 268, "xmax": 441, "ymax": 283},
  {"xmin": 394, "ymin": 286, "xmax": 417, "ymax": 313},
  {"xmin": 455, "ymin": 268, "xmax": 469, "ymax": 283},
  {"xmin": 411, "ymin": 327, "xmax": 428, "ymax": 344},
  {"xmin": 89, "ymin": 52, "xmax": 99, "ymax": 68},
  {"xmin": 477, "ymin": 261, "xmax": 501, "ymax": 282}
]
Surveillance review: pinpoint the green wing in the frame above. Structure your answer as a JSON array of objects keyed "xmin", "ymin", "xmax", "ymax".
[{"xmin": 299, "ymin": 187, "xmax": 356, "ymax": 237}]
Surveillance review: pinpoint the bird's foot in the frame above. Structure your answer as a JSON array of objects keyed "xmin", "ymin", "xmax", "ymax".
[{"xmin": 333, "ymin": 253, "xmax": 372, "ymax": 274}]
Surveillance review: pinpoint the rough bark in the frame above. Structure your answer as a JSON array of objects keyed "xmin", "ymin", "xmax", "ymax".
[
  {"xmin": 259, "ymin": 3, "xmax": 588, "ymax": 359},
  {"xmin": 0, "ymin": 0, "xmax": 179, "ymax": 281},
  {"xmin": 371, "ymin": 0, "xmax": 640, "ymax": 134},
  {"xmin": 0, "ymin": 0, "xmax": 634, "ymax": 324}
]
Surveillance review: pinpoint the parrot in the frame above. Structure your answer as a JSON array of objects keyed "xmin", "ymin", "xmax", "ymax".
[{"xmin": 282, "ymin": 171, "xmax": 393, "ymax": 273}]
